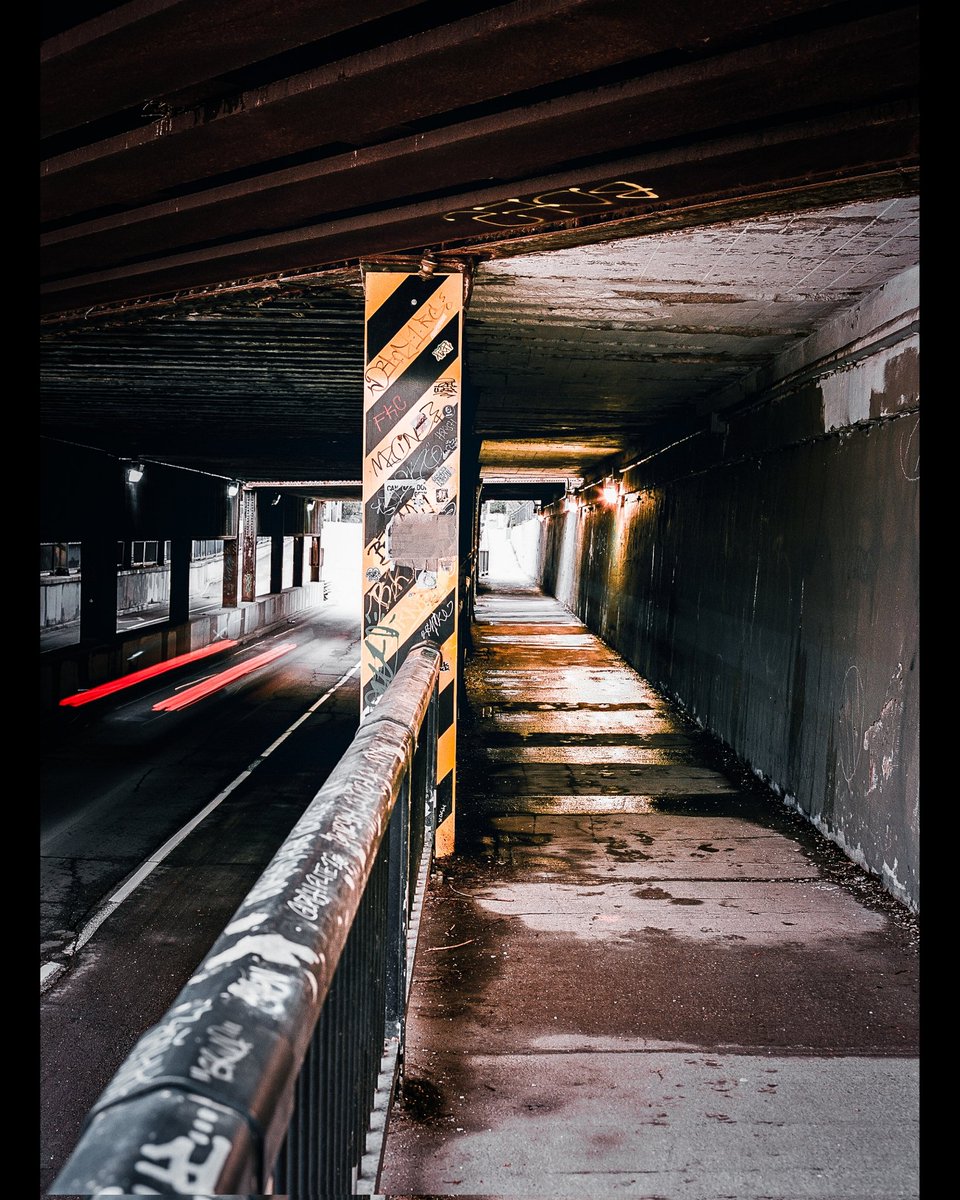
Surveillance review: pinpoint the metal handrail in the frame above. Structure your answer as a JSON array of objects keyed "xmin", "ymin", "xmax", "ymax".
[{"xmin": 50, "ymin": 641, "xmax": 442, "ymax": 1197}]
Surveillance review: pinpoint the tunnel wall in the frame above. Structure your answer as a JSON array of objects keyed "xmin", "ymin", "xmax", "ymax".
[{"xmin": 537, "ymin": 268, "xmax": 919, "ymax": 910}]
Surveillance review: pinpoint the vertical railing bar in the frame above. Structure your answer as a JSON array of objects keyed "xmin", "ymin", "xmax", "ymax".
[
  {"xmin": 365, "ymin": 851, "xmax": 378, "ymax": 1175},
  {"xmin": 351, "ymin": 867, "xmax": 366, "ymax": 1181},
  {"xmin": 328, "ymin": 952, "xmax": 344, "ymax": 1193},
  {"xmin": 343, "ymin": 931, "xmax": 355, "ymax": 1189},
  {"xmin": 301, "ymin": 1021, "xmax": 316, "ymax": 1198},
  {"xmin": 321, "ymin": 986, "xmax": 334, "ymax": 1194},
  {"xmin": 310, "ymin": 1005, "xmax": 323, "ymax": 1196}
]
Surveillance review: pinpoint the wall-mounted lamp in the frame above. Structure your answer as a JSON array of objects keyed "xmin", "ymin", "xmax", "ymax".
[
  {"xmin": 306, "ymin": 500, "xmax": 316, "ymax": 512},
  {"xmin": 601, "ymin": 480, "xmax": 620, "ymax": 506},
  {"xmin": 226, "ymin": 482, "xmax": 240, "ymax": 498},
  {"xmin": 125, "ymin": 461, "xmax": 145, "ymax": 483}
]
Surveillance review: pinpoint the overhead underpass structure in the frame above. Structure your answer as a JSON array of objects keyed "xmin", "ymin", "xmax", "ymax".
[{"xmin": 41, "ymin": 2, "xmax": 919, "ymax": 1196}]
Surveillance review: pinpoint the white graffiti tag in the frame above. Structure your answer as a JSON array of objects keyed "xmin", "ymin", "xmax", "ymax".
[{"xmin": 132, "ymin": 1104, "xmax": 233, "ymax": 1193}]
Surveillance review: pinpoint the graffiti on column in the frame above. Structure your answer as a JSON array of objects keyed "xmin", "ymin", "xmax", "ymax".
[{"xmin": 362, "ymin": 270, "xmax": 462, "ymax": 854}]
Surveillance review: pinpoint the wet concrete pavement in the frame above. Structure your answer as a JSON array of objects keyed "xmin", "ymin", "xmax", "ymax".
[{"xmin": 378, "ymin": 577, "xmax": 919, "ymax": 1199}]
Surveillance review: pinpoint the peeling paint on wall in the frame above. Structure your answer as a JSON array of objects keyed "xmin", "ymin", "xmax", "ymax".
[{"xmin": 822, "ymin": 335, "xmax": 919, "ymax": 431}]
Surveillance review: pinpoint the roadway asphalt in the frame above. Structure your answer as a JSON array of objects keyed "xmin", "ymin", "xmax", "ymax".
[{"xmin": 378, "ymin": 566, "xmax": 920, "ymax": 1199}]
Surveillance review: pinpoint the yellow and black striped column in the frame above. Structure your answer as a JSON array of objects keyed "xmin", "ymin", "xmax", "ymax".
[{"xmin": 361, "ymin": 270, "xmax": 462, "ymax": 856}]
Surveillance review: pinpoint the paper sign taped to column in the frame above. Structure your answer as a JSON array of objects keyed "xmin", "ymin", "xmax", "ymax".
[{"xmin": 388, "ymin": 511, "xmax": 458, "ymax": 567}]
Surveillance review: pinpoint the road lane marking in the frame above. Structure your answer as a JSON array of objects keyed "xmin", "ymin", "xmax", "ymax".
[{"xmin": 40, "ymin": 660, "xmax": 360, "ymax": 992}]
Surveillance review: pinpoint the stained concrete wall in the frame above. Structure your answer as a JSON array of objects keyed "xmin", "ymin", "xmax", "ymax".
[{"xmin": 537, "ymin": 268, "xmax": 919, "ymax": 910}]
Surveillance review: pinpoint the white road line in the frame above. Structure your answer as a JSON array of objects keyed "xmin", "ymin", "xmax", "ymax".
[{"xmin": 40, "ymin": 660, "xmax": 360, "ymax": 992}]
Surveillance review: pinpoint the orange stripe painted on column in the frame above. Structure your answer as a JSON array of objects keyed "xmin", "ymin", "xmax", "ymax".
[
  {"xmin": 437, "ymin": 722, "xmax": 457, "ymax": 782},
  {"xmin": 435, "ymin": 811, "xmax": 455, "ymax": 858}
]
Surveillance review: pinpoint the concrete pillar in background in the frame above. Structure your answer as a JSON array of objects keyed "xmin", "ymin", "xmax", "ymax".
[
  {"xmin": 240, "ymin": 491, "xmax": 258, "ymax": 602},
  {"xmin": 169, "ymin": 537, "xmax": 191, "ymax": 625},
  {"xmin": 79, "ymin": 534, "xmax": 118, "ymax": 644},
  {"xmin": 270, "ymin": 535, "xmax": 284, "ymax": 594},
  {"xmin": 222, "ymin": 538, "xmax": 239, "ymax": 607}
]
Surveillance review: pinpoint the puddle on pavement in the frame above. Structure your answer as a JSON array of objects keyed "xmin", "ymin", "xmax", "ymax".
[
  {"xmin": 481, "ymin": 795, "xmax": 663, "ymax": 815},
  {"xmin": 478, "ymin": 711, "xmax": 677, "ymax": 734},
  {"xmin": 485, "ymin": 746, "xmax": 692, "ymax": 764},
  {"xmin": 474, "ymin": 666, "xmax": 658, "ymax": 704},
  {"xmin": 477, "ymin": 701, "xmax": 656, "ymax": 712},
  {"xmin": 482, "ymin": 633, "xmax": 598, "ymax": 646}
]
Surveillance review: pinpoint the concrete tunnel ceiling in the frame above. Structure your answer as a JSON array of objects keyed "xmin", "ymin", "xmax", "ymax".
[
  {"xmin": 468, "ymin": 196, "xmax": 920, "ymax": 480},
  {"xmin": 40, "ymin": 196, "xmax": 919, "ymax": 487},
  {"xmin": 39, "ymin": 0, "xmax": 920, "ymax": 491}
]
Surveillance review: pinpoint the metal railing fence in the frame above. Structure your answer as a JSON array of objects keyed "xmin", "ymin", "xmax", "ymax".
[{"xmin": 51, "ymin": 642, "xmax": 442, "ymax": 1197}]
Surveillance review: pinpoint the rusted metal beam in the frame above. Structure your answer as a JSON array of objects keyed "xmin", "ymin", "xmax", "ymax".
[
  {"xmin": 39, "ymin": 102, "xmax": 919, "ymax": 315},
  {"xmin": 41, "ymin": 0, "xmax": 427, "ymax": 138},
  {"xmin": 41, "ymin": 8, "xmax": 919, "ymax": 281},
  {"xmin": 41, "ymin": 0, "xmax": 855, "ymax": 222}
]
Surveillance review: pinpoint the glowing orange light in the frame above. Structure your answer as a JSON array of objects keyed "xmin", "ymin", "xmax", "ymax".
[
  {"xmin": 59, "ymin": 640, "xmax": 239, "ymax": 707},
  {"xmin": 601, "ymin": 484, "xmax": 619, "ymax": 505},
  {"xmin": 152, "ymin": 642, "xmax": 297, "ymax": 712}
]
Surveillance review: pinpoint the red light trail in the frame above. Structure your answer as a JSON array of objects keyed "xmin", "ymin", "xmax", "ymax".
[
  {"xmin": 152, "ymin": 642, "xmax": 298, "ymax": 712},
  {"xmin": 59, "ymin": 640, "xmax": 239, "ymax": 707}
]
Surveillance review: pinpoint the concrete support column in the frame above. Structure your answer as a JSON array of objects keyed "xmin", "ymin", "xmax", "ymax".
[
  {"xmin": 222, "ymin": 538, "xmax": 239, "ymax": 607},
  {"xmin": 361, "ymin": 267, "xmax": 466, "ymax": 857},
  {"xmin": 169, "ymin": 537, "xmax": 191, "ymax": 625},
  {"xmin": 80, "ymin": 534, "xmax": 118, "ymax": 643},
  {"xmin": 270, "ymin": 535, "xmax": 284, "ymax": 594},
  {"xmin": 240, "ymin": 491, "xmax": 258, "ymax": 602},
  {"xmin": 307, "ymin": 501, "xmax": 323, "ymax": 582},
  {"xmin": 292, "ymin": 537, "xmax": 305, "ymax": 587}
]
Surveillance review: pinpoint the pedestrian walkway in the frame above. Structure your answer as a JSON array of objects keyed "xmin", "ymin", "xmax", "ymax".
[{"xmin": 379, "ymin": 576, "xmax": 919, "ymax": 1199}]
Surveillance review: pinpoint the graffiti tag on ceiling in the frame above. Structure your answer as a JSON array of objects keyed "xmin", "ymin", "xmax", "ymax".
[{"xmin": 442, "ymin": 180, "xmax": 659, "ymax": 228}]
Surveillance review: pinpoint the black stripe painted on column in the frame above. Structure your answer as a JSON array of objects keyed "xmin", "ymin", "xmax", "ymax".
[
  {"xmin": 437, "ymin": 679, "xmax": 455, "ymax": 737},
  {"xmin": 436, "ymin": 772, "xmax": 453, "ymax": 827},
  {"xmin": 362, "ymin": 588, "xmax": 457, "ymax": 712},
  {"xmin": 363, "ymin": 561, "xmax": 420, "ymax": 629},
  {"xmin": 365, "ymin": 275, "xmax": 446, "ymax": 362},
  {"xmin": 363, "ymin": 405, "xmax": 459, "ymax": 547},
  {"xmin": 364, "ymin": 315, "xmax": 459, "ymax": 451}
]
